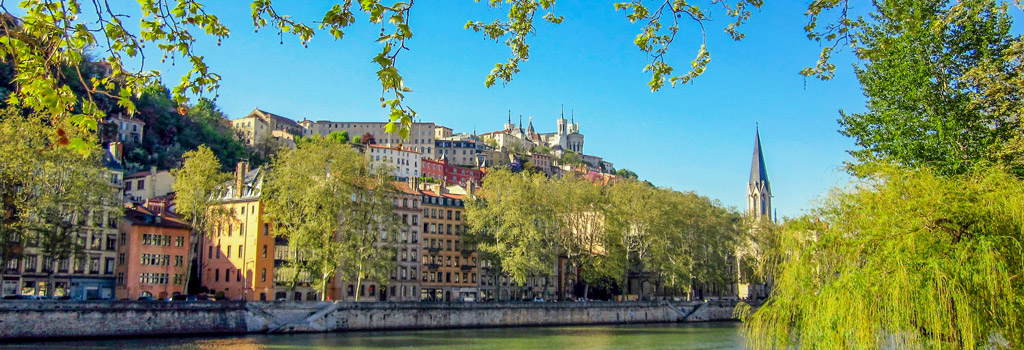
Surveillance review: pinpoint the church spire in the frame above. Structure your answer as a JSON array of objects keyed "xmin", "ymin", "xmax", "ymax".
[
  {"xmin": 748, "ymin": 126, "xmax": 772, "ymax": 220},
  {"xmin": 750, "ymin": 126, "xmax": 769, "ymax": 185}
]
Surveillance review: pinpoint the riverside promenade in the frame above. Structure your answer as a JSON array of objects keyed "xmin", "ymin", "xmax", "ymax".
[{"xmin": 0, "ymin": 300, "xmax": 744, "ymax": 341}]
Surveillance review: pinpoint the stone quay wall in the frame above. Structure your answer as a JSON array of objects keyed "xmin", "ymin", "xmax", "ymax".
[{"xmin": 0, "ymin": 300, "xmax": 743, "ymax": 341}]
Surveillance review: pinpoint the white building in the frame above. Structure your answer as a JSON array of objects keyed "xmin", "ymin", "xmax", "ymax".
[
  {"xmin": 124, "ymin": 166, "xmax": 176, "ymax": 204},
  {"xmin": 368, "ymin": 145, "xmax": 421, "ymax": 181}
]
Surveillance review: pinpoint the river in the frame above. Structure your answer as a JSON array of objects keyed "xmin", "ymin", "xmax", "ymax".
[{"xmin": 0, "ymin": 323, "xmax": 744, "ymax": 350}]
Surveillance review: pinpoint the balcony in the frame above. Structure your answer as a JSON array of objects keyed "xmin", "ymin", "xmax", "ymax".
[
  {"xmin": 426, "ymin": 263, "xmax": 440, "ymax": 270},
  {"xmin": 460, "ymin": 249, "xmax": 474, "ymax": 256},
  {"xmin": 426, "ymin": 247, "xmax": 441, "ymax": 254},
  {"xmin": 460, "ymin": 264, "xmax": 476, "ymax": 271}
]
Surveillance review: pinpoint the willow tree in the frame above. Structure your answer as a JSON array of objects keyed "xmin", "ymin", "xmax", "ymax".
[
  {"xmin": 741, "ymin": 164, "xmax": 1024, "ymax": 349},
  {"xmin": 466, "ymin": 168, "xmax": 557, "ymax": 286},
  {"xmin": 172, "ymin": 145, "xmax": 230, "ymax": 293}
]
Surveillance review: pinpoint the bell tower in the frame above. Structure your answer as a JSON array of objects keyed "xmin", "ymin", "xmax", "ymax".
[{"xmin": 747, "ymin": 126, "xmax": 772, "ymax": 221}]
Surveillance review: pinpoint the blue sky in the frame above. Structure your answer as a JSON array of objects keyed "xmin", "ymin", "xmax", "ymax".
[{"xmin": 125, "ymin": 1, "xmax": 1020, "ymax": 218}]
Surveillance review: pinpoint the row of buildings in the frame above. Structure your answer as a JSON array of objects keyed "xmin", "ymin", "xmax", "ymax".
[
  {"xmin": 1, "ymin": 106, "xmax": 774, "ymax": 303},
  {"xmin": 231, "ymin": 108, "xmax": 616, "ymax": 183}
]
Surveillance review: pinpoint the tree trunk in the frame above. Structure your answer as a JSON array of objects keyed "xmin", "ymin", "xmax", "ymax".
[
  {"xmin": 320, "ymin": 270, "xmax": 330, "ymax": 301},
  {"xmin": 183, "ymin": 229, "xmax": 201, "ymax": 294},
  {"xmin": 47, "ymin": 257, "xmax": 57, "ymax": 297},
  {"xmin": 583, "ymin": 281, "xmax": 590, "ymax": 301},
  {"xmin": 354, "ymin": 275, "xmax": 363, "ymax": 302}
]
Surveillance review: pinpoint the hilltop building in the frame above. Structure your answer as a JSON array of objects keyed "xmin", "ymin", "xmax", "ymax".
[{"xmin": 231, "ymin": 109, "xmax": 302, "ymax": 147}]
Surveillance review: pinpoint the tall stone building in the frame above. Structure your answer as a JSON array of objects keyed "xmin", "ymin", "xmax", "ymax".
[{"xmin": 747, "ymin": 127, "xmax": 771, "ymax": 221}]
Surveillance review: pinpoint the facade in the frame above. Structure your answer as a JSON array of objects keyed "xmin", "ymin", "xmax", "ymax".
[
  {"xmin": 528, "ymin": 153, "xmax": 553, "ymax": 175},
  {"xmin": 115, "ymin": 205, "xmax": 191, "ymax": 300},
  {"xmin": 201, "ymin": 163, "xmax": 280, "ymax": 301},
  {"xmin": 109, "ymin": 114, "xmax": 145, "ymax": 144},
  {"xmin": 419, "ymin": 185, "xmax": 478, "ymax": 302},
  {"xmin": 421, "ymin": 158, "xmax": 484, "ymax": 186},
  {"xmin": 299, "ymin": 120, "xmax": 437, "ymax": 155},
  {"xmin": 480, "ymin": 111, "xmax": 588, "ymax": 168},
  {"xmin": 388, "ymin": 182, "xmax": 422, "ymax": 301},
  {"xmin": 434, "ymin": 139, "xmax": 480, "ymax": 167},
  {"xmin": 1, "ymin": 143, "xmax": 125, "ymax": 300},
  {"xmin": 434, "ymin": 126, "xmax": 453, "ymax": 139},
  {"xmin": 124, "ymin": 166, "xmax": 175, "ymax": 204},
  {"xmin": 231, "ymin": 109, "xmax": 303, "ymax": 146},
  {"xmin": 368, "ymin": 145, "xmax": 421, "ymax": 181}
]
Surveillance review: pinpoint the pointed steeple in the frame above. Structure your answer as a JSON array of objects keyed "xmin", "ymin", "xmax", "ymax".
[
  {"xmin": 750, "ymin": 126, "xmax": 769, "ymax": 185},
  {"xmin": 508, "ymin": 110, "xmax": 511, "ymax": 124},
  {"xmin": 560, "ymin": 105, "xmax": 565, "ymax": 120},
  {"xmin": 748, "ymin": 125, "xmax": 772, "ymax": 220}
]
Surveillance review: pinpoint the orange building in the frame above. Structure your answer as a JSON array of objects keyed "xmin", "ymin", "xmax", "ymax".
[
  {"xmin": 115, "ymin": 205, "xmax": 191, "ymax": 300},
  {"xmin": 200, "ymin": 163, "xmax": 278, "ymax": 301}
]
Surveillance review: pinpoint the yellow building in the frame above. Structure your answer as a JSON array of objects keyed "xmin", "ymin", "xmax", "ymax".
[{"xmin": 201, "ymin": 163, "xmax": 279, "ymax": 301}]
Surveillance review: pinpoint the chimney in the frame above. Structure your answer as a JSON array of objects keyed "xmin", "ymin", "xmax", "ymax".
[
  {"xmin": 235, "ymin": 161, "xmax": 248, "ymax": 198},
  {"xmin": 108, "ymin": 142, "xmax": 123, "ymax": 161}
]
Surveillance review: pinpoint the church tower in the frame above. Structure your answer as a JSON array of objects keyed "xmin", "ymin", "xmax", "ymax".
[{"xmin": 747, "ymin": 127, "xmax": 772, "ymax": 221}]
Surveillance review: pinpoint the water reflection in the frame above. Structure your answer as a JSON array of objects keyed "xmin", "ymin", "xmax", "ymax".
[{"xmin": 1, "ymin": 323, "xmax": 743, "ymax": 350}]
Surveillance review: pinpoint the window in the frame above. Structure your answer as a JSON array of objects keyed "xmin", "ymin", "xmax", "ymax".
[
  {"xmin": 107, "ymin": 235, "xmax": 117, "ymax": 250},
  {"xmin": 175, "ymin": 255, "xmax": 183, "ymax": 267},
  {"xmin": 262, "ymin": 245, "xmax": 267, "ymax": 258},
  {"xmin": 215, "ymin": 269, "xmax": 220, "ymax": 282},
  {"xmin": 118, "ymin": 253, "xmax": 125, "ymax": 266},
  {"xmin": 175, "ymin": 236, "xmax": 184, "ymax": 247},
  {"xmin": 216, "ymin": 245, "xmax": 221, "ymax": 259},
  {"xmin": 237, "ymin": 270, "xmax": 242, "ymax": 282},
  {"xmin": 137, "ymin": 179, "xmax": 145, "ymax": 190},
  {"xmin": 238, "ymin": 245, "xmax": 243, "ymax": 258},
  {"xmin": 227, "ymin": 246, "xmax": 232, "ymax": 258},
  {"xmin": 104, "ymin": 258, "xmax": 115, "ymax": 274},
  {"xmin": 208, "ymin": 246, "xmax": 213, "ymax": 259},
  {"xmin": 119, "ymin": 232, "xmax": 126, "ymax": 246},
  {"xmin": 261, "ymin": 268, "xmax": 266, "ymax": 282},
  {"xmin": 89, "ymin": 257, "xmax": 100, "ymax": 274},
  {"xmin": 264, "ymin": 223, "xmax": 269, "ymax": 236}
]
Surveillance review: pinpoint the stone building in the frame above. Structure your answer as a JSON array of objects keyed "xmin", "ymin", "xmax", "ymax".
[
  {"xmin": 115, "ymin": 204, "xmax": 191, "ymax": 300},
  {"xmin": 231, "ymin": 109, "xmax": 303, "ymax": 146},
  {"xmin": 123, "ymin": 166, "xmax": 175, "ymax": 204},
  {"xmin": 108, "ymin": 114, "xmax": 145, "ymax": 144},
  {"xmin": 299, "ymin": 119, "xmax": 437, "ymax": 155},
  {"xmin": 421, "ymin": 157, "xmax": 483, "ymax": 186}
]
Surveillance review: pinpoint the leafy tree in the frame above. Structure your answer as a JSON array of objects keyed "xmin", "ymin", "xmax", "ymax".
[
  {"xmin": 16, "ymin": 116, "xmax": 114, "ymax": 297},
  {"xmin": 337, "ymin": 167, "xmax": 404, "ymax": 301},
  {"xmin": 0, "ymin": 1, "xmax": 768, "ymax": 147},
  {"xmin": 263, "ymin": 138, "xmax": 401, "ymax": 300},
  {"xmin": 549, "ymin": 174, "xmax": 621, "ymax": 300},
  {"xmin": 614, "ymin": 168, "xmax": 638, "ymax": 180},
  {"xmin": 741, "ymin": 164, "xmax": 1024, "ymax": 349},
  {"xmin": 0, "ymin": 108, "xmax": 44, "ymax": 282},
  {"xmin": 328, "ymin": 130, "xmax": 350, "ymax": 144},
  {"xmin": 837, "ymin": 0, "xmax": 1022, "ymax": 176},
  {"xmin": 466, "ymin": 168, "xmax": 558, "ymax": 285},
  {"xmin": 359, "ymin": 132, "xmax": 376, "ymax": 146},
  {"xmin": 172, "ymin": 145, "xmax": 231, "ymax": 293}
]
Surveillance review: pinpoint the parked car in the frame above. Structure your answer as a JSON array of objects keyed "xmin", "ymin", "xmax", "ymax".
[
  {"xmin": 137, "ymin": 296, "xmax": 158, "ymax": 301},
  {"xmin": 2, "ymin": 295, "xmax": 46, "ymax": 300},
  {"xmin": 531, "ymin": 297, "xmax": 546, "ymax": 302}
]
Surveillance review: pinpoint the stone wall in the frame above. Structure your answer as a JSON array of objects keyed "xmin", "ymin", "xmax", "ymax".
[{"xmin": 0, "ymin": 300, "xmax": 742, "ymax": 341}]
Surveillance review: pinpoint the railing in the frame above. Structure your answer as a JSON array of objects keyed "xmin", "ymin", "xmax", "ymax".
[
  {"xmin": 460, "ymin": 264, "xmax": 475, "ymax": 271},
  {"xmin": 426, "ymin": 263, "xmax": 440, "ymax": 270}
]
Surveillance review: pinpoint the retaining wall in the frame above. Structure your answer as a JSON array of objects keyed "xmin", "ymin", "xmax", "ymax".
[{"xmin": 0, "ymin": 300, "xmax": 742, "ymax": 341}]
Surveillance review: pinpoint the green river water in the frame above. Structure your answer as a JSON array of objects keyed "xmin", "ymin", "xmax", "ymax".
[{"xmin": 1, "ymin": 323, "xmax": 744, "ymax": 350}]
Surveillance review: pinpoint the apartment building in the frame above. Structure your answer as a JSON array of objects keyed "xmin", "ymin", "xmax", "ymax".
[
  {"xmin": 115, "ymin": 205, "xmax": 191, "ymax": 300},
  {"xmin": 419, "ymin": 185, "xmax": 478, "ymax": 302}
]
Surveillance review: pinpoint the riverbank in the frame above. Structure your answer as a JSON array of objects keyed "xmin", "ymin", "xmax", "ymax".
[{"xmin": 0, "ymin": 300, "xmax": 745, "ymax": 341}]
